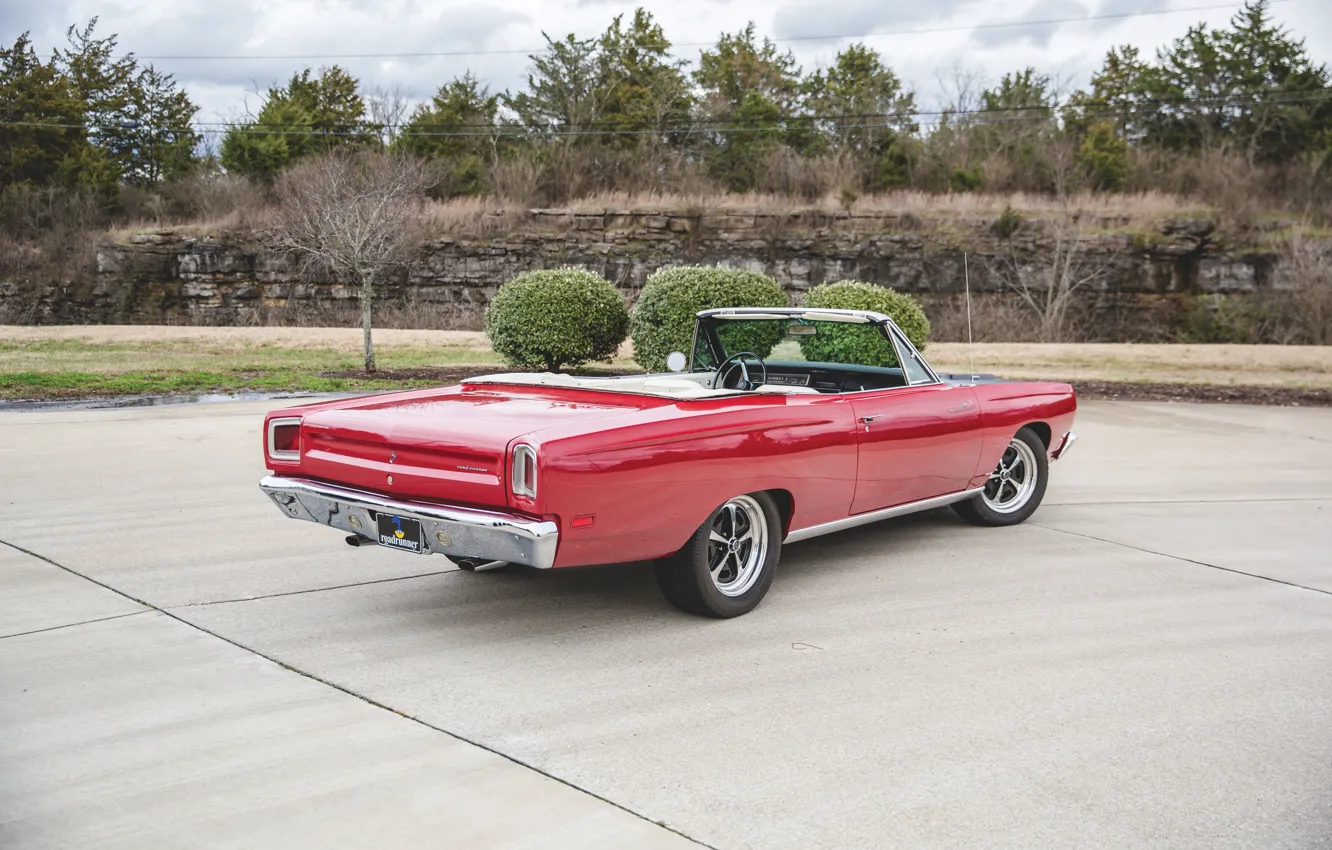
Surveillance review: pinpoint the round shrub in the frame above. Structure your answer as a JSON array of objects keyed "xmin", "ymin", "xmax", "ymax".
[
  {"xmin": 630, "ymin": 266, "xmax": 789, "ymax": 372},
  {"xmin": 485, "ymin": 268, "xmax": 629, "ymax": 372},
  {"xmin": 799, "ymin": 280, "xmax": 930, "ymax": 368}
]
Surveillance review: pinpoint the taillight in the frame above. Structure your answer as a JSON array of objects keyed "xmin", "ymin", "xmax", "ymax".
[
  {"xmin": 267, "ymin": 417, "xmax": 302, "ymax": 462},
  {"xmin": 511, "ymin": 444, "xmax": 537, "ymax": 499}
]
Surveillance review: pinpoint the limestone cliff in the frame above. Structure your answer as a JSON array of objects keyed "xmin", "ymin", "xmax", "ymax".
[{"xmin": 1, "ymin": 208, "xmax": 1297, "ymax": 340}]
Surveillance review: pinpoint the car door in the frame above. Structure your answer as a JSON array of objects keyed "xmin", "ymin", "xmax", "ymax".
[{"xmin": 848, "ymin": 329, "xmax": 983, "ymax": 512}]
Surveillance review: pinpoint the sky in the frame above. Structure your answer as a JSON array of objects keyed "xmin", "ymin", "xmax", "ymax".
[{"xmin": 4, "ymin": 0, "xmax": 1330, "ymax": 133}]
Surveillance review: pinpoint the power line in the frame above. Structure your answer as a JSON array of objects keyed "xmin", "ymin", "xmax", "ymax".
[
  {"xmin": 125, "ymin": 0, "xmax": 1290, "ymax": 62},
  {"xmin": 5, "ymin": 89, "xmax": 1329, "ymax": 138},
  {"xmin": 8, "ymin": 85, "xmax": 1329, "ymax": 134}
]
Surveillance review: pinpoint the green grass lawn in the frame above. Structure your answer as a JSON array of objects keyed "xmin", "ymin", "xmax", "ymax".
[
  {"xmin": 0, "ymin": 338, "xmax": 502, "ymax": 400},
  {"xmin": 2, "ymin": 329, "xmax": 1331, "ymax": 401},
  {"xmin": 0, "ymin": 369, "xmax": 445, "ymax": 399}
]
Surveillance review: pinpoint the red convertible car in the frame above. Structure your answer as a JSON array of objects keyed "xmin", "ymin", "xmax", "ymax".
[{"xmin": 261, "ymin": 308, "xmax": 1076, "ymax": 617}]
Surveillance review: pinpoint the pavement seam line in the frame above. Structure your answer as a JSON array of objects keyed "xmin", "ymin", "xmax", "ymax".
[
  {"xmin": 1047, "ymin": 496, "xmax": 1331, "ymax": 507},
  {"xmin": 0, "ymin": 537, "xmax": 718, "ymax": 850},
  {"xmin": 171, "ymin": 568, "xmax": 463, "ymax": 608},
  {"xmin": 0, "ymin": 608, "xmax": 152, "ymax": 640},
  {"xmin": 1030, "ymin": 523, "xmax": 1332, "ymax": 598}
]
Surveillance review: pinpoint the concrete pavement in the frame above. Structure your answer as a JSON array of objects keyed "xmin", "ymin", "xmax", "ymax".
[{"xmin": 1, "ymin": 399, "xmax": 1330, "ymax": 849}]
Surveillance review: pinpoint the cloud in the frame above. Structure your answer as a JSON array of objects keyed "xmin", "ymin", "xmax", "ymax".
[
  {"xmin": 5, "ymin": 0, "xmax": 1331, "ymax": 134},
  {"xmin": 1094, "ymin": 0, "xmax": 1171, "ymax": 15},
  {"xmin": 771, "ymin": 0, "xmax": 962, "ymax": 41},
  {"xmin": 969, "ymin": 0, "xmax": 1089, "ymax": 49},
  {"xmin": 0, "ymin": 0, "xmax": 66, "ymax": 42},
  {"xmin": 30, "ymin": 1, "xmax": 533, "ymax": 120}
]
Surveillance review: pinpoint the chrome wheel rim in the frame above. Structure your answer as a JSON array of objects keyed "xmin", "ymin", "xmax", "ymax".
[
  {"xmin": 707, "ymin": 495, "xmax": 768, "ymax": 597},
  {"xmin": 982, "ymin": 438, "xmax": 1039, "ymax": 514}
]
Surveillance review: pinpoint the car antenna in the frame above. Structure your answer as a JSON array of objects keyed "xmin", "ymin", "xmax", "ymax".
[{"xmin": 964, "ymin": 252, "xmax": 977, "ymax": 383}]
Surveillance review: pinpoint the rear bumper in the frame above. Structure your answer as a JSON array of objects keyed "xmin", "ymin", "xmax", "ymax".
[
  {"xmin": 1051, "ymin": 431, "xmax": 1078, "ymax": 461},
  {"xmin": 259, "ymin": 475, "xmax": 559, "ymax": 569}
]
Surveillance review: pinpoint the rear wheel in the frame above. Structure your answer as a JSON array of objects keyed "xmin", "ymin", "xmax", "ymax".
[
  {"xmin": 654, "ymin": 492, "xmax": 782, "ymax": 618},
  {"xmin": 952, "ymin": 426, "xmax": 1049, "ymax": 527}
]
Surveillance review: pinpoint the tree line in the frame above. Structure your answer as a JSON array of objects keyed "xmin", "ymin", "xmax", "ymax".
[{"xmin": 2, "ymin": 1, "xmax": 1330, "ymax": 206}]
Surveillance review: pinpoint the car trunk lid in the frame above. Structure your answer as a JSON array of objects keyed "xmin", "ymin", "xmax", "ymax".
[{"xmin": 297, "ymin": 386, "xmax": 654, "ymax": 508}]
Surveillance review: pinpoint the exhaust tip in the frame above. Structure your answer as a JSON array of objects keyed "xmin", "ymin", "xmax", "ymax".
[{"xmin": 345, "ymin": 535, "xmax": 365, "ymax": 547}]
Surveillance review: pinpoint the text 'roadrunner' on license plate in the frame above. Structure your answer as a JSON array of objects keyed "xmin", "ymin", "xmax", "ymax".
[{"xmin": 376, "ymin": 513, "xmax": 423, "ymax": 553}]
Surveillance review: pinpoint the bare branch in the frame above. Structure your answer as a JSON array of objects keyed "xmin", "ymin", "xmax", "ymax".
[{"xmin": 265, "ymin": 150, "xmax": 433, "ymax": 371}]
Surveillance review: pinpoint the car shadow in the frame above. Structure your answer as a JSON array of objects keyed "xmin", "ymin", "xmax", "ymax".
[{"xmin": 397, "ymin": 508, "xmax": 974, "ymax": 636}]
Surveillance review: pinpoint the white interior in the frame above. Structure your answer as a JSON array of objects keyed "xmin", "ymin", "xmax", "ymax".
[{"xmin": 465, "ymin": 371, "xmax": 820, "ymax": 399}]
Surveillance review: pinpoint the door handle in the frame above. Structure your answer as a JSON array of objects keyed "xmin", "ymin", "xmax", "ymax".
[{"xmin": 859, "ymin": 415, "xmax": 882, "ymax": 423}]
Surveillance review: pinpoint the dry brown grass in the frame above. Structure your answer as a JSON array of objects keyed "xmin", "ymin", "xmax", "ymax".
[
  {"xmin": 926, "ymin": 342, "xmax": 1332, "ymax": 388},
  {"xmin": 6, "ymin": 326, "xmax": 1329, "ymax": 389},
  {"xmin": 556, "ymin": 189, "xmax": 1200, "ymax": 218},
  {"xmin": 400, "ymin": 188, "xmax": 1210, "ymax": 241},
  {"xmin": 417, "ymin": 197, "xmax": 534, "ymax": 239},
  {"xmin": 125, "ymin": 189, "xmax": 1208, "ymax": 243}
]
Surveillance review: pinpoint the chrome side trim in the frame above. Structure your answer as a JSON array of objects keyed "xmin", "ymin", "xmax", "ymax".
[
  {"xmin": 259, "ymin": 475, "xmax": 559, "ymax": 568},
  {"xmin": 1051, "ymin": 431, "xmax": 1078, "ymax": 461},
  {"xmin": 784, "ymin": 488, "xmax": 985, "ymax": 544},
  {"xmin": 266, "ymin": 417, "xmax": 302, "ymax": 463}
]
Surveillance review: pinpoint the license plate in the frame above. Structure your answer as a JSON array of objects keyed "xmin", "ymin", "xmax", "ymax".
[{"xmin": 376, "ymin": 513, "xmax": 423, "ymax": 553}]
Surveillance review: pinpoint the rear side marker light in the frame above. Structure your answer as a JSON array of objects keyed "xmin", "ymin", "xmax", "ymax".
[
  {"xmin": 267, "ymin": 417, "xmax": 302, "ymax": 462},
  {"xmin": 572, "ymin": 514, "xmax": 595, "ymax": 529}
]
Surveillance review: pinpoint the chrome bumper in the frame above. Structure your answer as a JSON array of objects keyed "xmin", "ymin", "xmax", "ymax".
[
  {"xmin": 1051, "ymin": 431, "xmax": 1078, "ymax": 461},
  {"xmin": 259, "ymin": 476, "xmax": 559, "ymax": 569}
]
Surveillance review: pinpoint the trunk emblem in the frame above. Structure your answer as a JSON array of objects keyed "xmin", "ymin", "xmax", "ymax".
[{"xmin": 387, "ymin": 475, "xmax": 394, "ymax": 485}]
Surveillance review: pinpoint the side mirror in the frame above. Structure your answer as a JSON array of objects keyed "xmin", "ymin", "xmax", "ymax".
[{"xmin": 665, "ymin": 352, "xmax": 688, "ymax": 373}]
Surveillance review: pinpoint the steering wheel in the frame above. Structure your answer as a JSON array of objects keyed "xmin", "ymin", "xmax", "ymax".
[{"xmin": 712, "ymin": 352, "xmax": 768, "ymax": 390}]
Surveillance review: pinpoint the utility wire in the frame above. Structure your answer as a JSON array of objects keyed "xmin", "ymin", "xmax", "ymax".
[
  {"xmin": 10, "ymin": 87, "xmax": 1332, "ymax": 136},
  {"xmin": 4, "ymin": 89, "xmax": 1329, "ymax": 137},
  {"xmin": 125, "ymin": 0, "xmax": 1292, "ymax": 62}
]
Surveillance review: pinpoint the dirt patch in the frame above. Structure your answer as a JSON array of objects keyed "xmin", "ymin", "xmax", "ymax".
[{"xmin": 1069, "ymin": 381, "xmax": 1332, "ymax": 407}]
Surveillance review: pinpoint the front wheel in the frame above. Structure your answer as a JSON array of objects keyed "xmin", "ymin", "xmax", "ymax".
[
  {"xmin": 654, "ymin": 492, "xmax": 782, "ymax": 618},
  {"xmin": 952, "ymin": 426, "xmax": 1049, "ymax": 527}
]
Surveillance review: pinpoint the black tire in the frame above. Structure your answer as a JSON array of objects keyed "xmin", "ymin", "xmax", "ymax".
[
  {"xmin": 952, "ymin": 426, "xmax": 1050, "ymax": 527},
  {"xmin": 654, "ymin": 492, "xmax": 782, "ymax": 618}
]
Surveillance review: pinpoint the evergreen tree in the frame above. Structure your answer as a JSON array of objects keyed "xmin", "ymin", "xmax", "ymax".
[
  {"xmin": 693, "ymin": 24, "xmax": 803, "ymax": 191},
  {"xmin": 503, "ymin": 34, "xmax": 604, "ymax": 132},
  {"xmin": 595, "ymin": 9, "xmax": 693, "ymax": 146},
  {"xmin": 0, "ymin": 33, "xmax": 89, "ymax": 187},
  {"xmin": 112, "ymin": 66, "xmax": 200, "ymax": 186},
  {"xmin": 1140, "ymin": 0, "xmax": 1330, "ymax": 162},
  {"xmin": 57, "ymin": 18, "xmax": 138, "ymax": 188},
  {"xmin": 221, "ymin": 66, "xmax": 374, "ymax": 180},
  {"xmin": 398, "ymin": 73, "xmax": 500, "ymax": 196},
  {"xmin": 802, "ymin": 44, "xmax": 917, "ymax": 188}
]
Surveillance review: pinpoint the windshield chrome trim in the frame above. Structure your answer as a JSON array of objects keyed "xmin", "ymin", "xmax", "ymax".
[
  {"xmin": 697, "ymin": 307, "xmax": 887, "ymax": 324},
  {"xmin": 691, "ymin": 308, "xmax": 942, "ymax": 391}
]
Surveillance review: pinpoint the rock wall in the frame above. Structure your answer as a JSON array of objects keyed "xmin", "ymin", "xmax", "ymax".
[{"xmin": 0, "ymin": 208, "xmax": 1295, "ymax": 340}]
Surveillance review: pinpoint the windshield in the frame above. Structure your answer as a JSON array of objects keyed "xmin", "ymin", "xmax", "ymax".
[{"xmin": 692, "ymin": 316, "xmax": 907, "ymax": 372}]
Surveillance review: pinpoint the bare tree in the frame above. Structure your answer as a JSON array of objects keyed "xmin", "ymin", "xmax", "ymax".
[
  {"xmin": 367, "ymin": 82, "xmax": 411, "ymax": 146},
  {"xmin": 268, "ymin": 150, "xmax": 432, "ymax": 372},
  {"xmin": 987, "ymin": 208, "xmax": 1115, "ymax": 342},
  {"xmin": 1279, "ymin": 230, "xmax": 1332, "ymax": 345}
]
